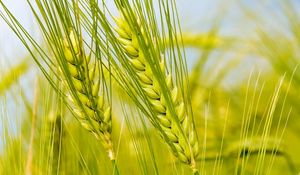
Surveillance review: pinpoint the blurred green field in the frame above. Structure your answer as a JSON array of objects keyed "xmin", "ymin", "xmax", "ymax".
[{"xmin": 0, "ymin": 0, "xmax": 300, "ymax": 174}]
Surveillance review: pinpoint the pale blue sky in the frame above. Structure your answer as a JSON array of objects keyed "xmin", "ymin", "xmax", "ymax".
[{"xmin": 2, "ymin": 0, "xmax": 297, "ymax": 65}]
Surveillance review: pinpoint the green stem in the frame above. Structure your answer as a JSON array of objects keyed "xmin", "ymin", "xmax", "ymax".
[
  {"xmin": 193, "ymin": 169, "xmax": 200, "ymax": 175},
  {"xmin": 191, "ymin": 159, "xmax": 199, "ymax": 175},
  {"xmin": 111, "ymin": 159, "xmax": 120, "ymax": 175}
]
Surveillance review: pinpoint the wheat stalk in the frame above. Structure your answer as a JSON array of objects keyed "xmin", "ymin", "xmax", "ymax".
[
  {"xmin": 62, "ymin": 30, "xmax": 115, "ymax": 160},
  {"xmin": 115, "ymin": 14, "xmax": 199, "ymax": 171}
]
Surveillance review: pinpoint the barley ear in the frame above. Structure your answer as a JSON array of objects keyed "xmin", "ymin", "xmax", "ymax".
[
  {"xmin": 62, "ymin": 29, "xmax": 115, "ymax": 160},
  {"xmin": 115, "ymin": 15, "xmax": 199, "ymax": 167}
]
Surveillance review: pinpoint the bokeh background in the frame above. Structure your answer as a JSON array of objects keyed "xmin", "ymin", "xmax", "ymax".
[{"xmin": 1, "ymin": 0, "xmax": 300, "ymax": 174}]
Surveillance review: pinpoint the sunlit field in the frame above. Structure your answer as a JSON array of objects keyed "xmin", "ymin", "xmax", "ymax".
[{"xmin": 0, "ymin": 0, "xmax": 300, "ymax": 174}]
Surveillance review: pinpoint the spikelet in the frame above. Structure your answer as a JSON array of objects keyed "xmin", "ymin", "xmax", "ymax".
[
  {"xmin": 62, "ymin": 30, "xmax": 114, "ymax": 160},
  {"xmin": 115, "ymin": 15, "xmax": 199, "ymax": 166}
]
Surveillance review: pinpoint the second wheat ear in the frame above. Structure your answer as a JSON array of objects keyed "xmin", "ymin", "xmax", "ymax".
[
  {"xmin": 62, "ymin": 30, "xmax": 115, "ymax": 160},
  {"xmin": 115, "ymin": 14, "xmax": 199, "ymax": 170}
]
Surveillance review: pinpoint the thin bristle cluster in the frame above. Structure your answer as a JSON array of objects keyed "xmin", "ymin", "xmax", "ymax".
[
  {"xmin": 62, "ymin": 30, "xmax": 114, "ymax": 159},
  {"xmin": 115, "ymin": 16, "xmax": 199, "ymax": 165}
]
